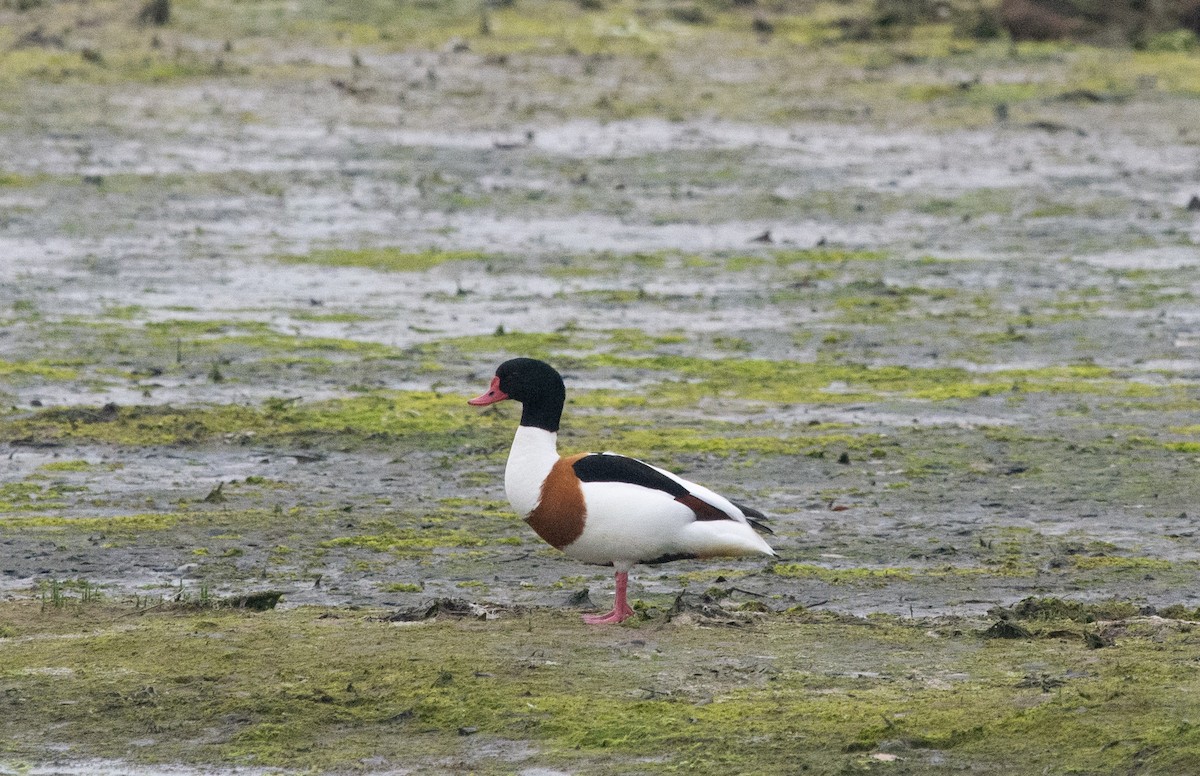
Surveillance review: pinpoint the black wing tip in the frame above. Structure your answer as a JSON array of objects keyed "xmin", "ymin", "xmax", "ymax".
[
  {"xmin": 731, "ymin": 499, "xmax": 766, "ymax": 519},
  {"xmin": 747, "ymin": 517, "xmax": 774, "ymax": 535},
  {"xmin": 732, "ymin": 500, "xmax": 772, "ymax": 534}
]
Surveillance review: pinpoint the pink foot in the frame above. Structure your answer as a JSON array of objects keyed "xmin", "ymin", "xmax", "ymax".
[
  {"xmin": 582, "ymin": 608, "xmax": 632, "ymax": 625},
  {"xmin": 582, "ymin": 570, "xmax": 635, "ymax": 625}
]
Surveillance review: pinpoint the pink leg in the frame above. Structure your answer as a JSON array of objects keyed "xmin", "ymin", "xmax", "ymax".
[{"xmin": 582, "ymin": 571, "xmax": 635, "ymax": 624}]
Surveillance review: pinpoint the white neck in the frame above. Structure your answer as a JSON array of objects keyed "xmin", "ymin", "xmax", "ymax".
[{"xmin": 504, "ymin": 425, "xmax": 560, "ymax": 518}]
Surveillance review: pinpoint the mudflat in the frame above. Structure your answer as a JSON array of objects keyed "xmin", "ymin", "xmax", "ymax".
[{"xmin": 2, "ymin": 1, "xmax": 1200, "ymax": 773}]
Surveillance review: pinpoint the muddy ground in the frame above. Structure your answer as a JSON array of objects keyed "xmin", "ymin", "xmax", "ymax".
[{"xmin": 2, "ymin": 1, "xmax": 1200, "ymax": 773}]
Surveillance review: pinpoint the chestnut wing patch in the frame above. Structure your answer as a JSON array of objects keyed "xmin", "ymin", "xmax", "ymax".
[{"xmin": 572, "ymin": 454, "xmax": 734, "ymax": 522}]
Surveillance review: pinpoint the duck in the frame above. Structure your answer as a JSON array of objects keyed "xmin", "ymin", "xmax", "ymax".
[{"xmin": 468, "ymin": 357, "xmax": 775, "ymax": 624}]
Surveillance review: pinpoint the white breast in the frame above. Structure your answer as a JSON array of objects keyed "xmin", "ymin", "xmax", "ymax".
[{"xmin": 503, "ymin": 426, "xmax": 560, "ymax": 518}]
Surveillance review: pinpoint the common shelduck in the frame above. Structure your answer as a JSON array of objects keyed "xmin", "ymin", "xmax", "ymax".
[{"xmin": 469, "ymin": 357, "xmax": 776, "ymax": 624}]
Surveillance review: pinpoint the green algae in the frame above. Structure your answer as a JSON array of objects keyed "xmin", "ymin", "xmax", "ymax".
[
  {"xmin": 771, "ymin": 561, "xmax": 1033, "ymax": 585},
  {"xmin": 540, "ymin": 250, "xmax": 675, "ymax": 279},
  {"xmin": 833, "ymin": 290, "xmax": 914, "ymax": 322},
  {"xmin": 35, "ymin": 459, "xmax": 95, "ymax": 473},
  {"xmin": 4, "ymin": 600, "xmax": 1200, "ymax": 774},
  {"xmin": 142, "ymin": 319, "xmax": 399, "ymax": 358},
  {"xmin": 436, "ymin": 331, "xmax": 1176, "ymax": 407},
  {"xmin": 0, "ymin": 171, "xmax": 38, "ymax": 187},
  {"xmin": 0, "ymin": 360, "xmax": 79, "ymax": 381},
  {"xmin": 0, "ymin": 391, "xmax": 511, "ymax": 450},
  {"xmin": 1, "ymin": 0, "xmax": 1195, "ymax": 131},
  {"xmin": 773, "ymin": 248, "xmax": 887, "ymax": 264},
  {"xmin": 5, "ymin": 318, "xmax": 408, "ymax": 395},
  {"xmin": 99, "ymin": 304, "xmax": 145, "ymax": 320},
  {"xmin": 1071, "ymin": 555, "xmax": 1177, "ymax": 572},
  {"xmin": 0, "ymin": 482, "xmax": 70, "ymax": 513},
  {"xmin": 771, "ymin": 562, "xmax": 916, "ymax": 584},
  {"xmin": 427, "ymin": 336, "xmax": 1168, "ymax": 406},
  {"xmin": 288, "ymin": 310, "xmax": 377, "ymax": 323},
  {"xmin": 1129, "ymin": 49, "xmax": 1200, "ymax": 96},
  {"xmin": 322, "ymin": 528, "xmax": 515, "ymax": 554},
  {"xmin": 578, "ymin": 425, "xmax": 884, "ymax": 461},
  {"xmin": 582, "ymin": 354, "xmax": 1159, "ymax": 405},
  {"xmin": 381, "ymin": 582, "xmax": 422, "ymax": 593},
  {"xmin": 425, "ymin": 330, "xmax": 576, "ymax": 362},
  {"xmin": 607, "ymin": 328, "xmax": 689, "ymax": 350},
  {"xmin": 0, "ymin": 511, "xmax": 182, "ymax": 532},
  {"xmin": 142, "ymin": 319, "xmax": 275, "ymax": 337},
  {"xmin": 426, "ymin": 326, "xmax": 696, "ymax": 365},
  {"xmin": 279, "ymin": 247, "xmax": 489, "ymax": 273},
  {"xmin": 0, "ymin": 44, "xmax": 239, "ymax": 86}
]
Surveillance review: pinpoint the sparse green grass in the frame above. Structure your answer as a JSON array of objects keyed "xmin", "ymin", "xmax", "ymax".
[
  {"xmin": 37, "ymin": 577, "xmax": 103, "ymax": 609},
  {"xmin": 4, "ymin": 601, "xmax": 1200, "ymax": 774}
]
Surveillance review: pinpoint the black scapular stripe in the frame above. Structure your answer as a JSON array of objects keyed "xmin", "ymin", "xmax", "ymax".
[
  {"xmin": 572, "ymin": 453, "xmax": 742, "ymax": 523},
  {"xmin": 572, "ymin": 453, "xmax": 689, "ymax": 498}
]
